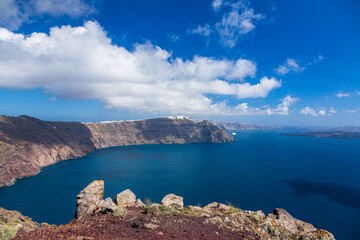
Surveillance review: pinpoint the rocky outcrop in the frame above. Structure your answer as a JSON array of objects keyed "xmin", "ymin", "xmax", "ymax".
[
  {"xmin": 114, "ymin": 189, "xmax": 136, "ymax": 208},
  {"xmin": 75, "ymin": 180, "xmax": 121, "ymax": 219},
  {"xmin": 161, "ymin": 194, "xmax": 184, "ymax": 209},
  {"xmin": 10, "ymin": 180, "xmax": 335, "ymax": 239},
  {"xmin": 75, "ymin": 180, "xmax": 105, "ymax": 219},
  {"xmin": 0, "ymin": 115, "xmax": 233, "ymax": 187},
  {"xmin": 0, "ymin": 207, "xmax": 39, "ymax": 240},
  {"xmin": 205, "ymin": 208, "xmax": 335, "ymax": 240}
]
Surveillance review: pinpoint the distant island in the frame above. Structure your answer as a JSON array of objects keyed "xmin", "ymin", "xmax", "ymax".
[
  {"xmin": 282, "ymin": 131, "xmax": 360, "ymax": 140},
  {"xmin": 0, "ymin": 115, "xmax": 233, "ymax": 187},
  {"xmin": 212, "ymin": 121, "xmax": 283, "ymax": 130}
]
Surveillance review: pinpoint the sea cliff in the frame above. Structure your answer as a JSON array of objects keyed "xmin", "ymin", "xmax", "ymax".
[{"xmin": 0, "ymin": 115, "xmax": 233, "ymax": 187}]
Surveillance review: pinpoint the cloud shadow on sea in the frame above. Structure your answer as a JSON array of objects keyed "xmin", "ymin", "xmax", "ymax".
[{"xmin": 284, "ymin": 180, "xmax": 360, "ymax": 209}]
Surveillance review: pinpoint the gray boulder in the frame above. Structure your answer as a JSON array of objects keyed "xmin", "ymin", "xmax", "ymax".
[
  {"xmin": 114, "ymin": 189, "xmax": 136, "ymax": 207},
  {"xmin": 161, "ymin": 194, "xmax": 183, "ymax": 209},
  {"xmin": 203, "ymin": 202, "xmax": 231, "ymax": 211},
  {"xmin": 135, "ymin": 198, "xmax": 145, "ymax": 208},
  {"xmin": 75, "ymin": 180, "xmax": 104, "ymax": 219},
  {"xmin": 99, "ymin": 197, "xmax": 119, "ymax": 214}
]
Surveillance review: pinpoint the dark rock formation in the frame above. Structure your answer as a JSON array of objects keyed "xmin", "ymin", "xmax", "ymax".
[{"xmin": 0, "ymin": 115, "xmax": 233, "ymax": 187}]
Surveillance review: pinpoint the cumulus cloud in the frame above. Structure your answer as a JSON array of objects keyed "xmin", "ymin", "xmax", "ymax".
[
  {"xmin": 188, "ymin": 24, "xmax": 212, "ymax": 37},
  {"xmin": 0, "ymin": 0, "xmax": 97, "ymax": 30},
  {"xmin": 300, "ymin": 107, "xmax": 318, "ymax": 117},
  {"xmin": 215, "ymin": 2, "xmax": 264, "ymax": 48},
  {"xmin": 212, "ymin": 95, "xmax": 298, "ymax": 116},
  {"xmin": 335, "ymin": 92, "xmax": 350, "ymax": 98},
  {"xmin": 0, "ymin": 21, "xmax": 286, "ymax": 116},
  {"xmin": 318, "ymin": 109, "xmax": 326, "ymax": 116},
  {"xmin": 275, "ymin": 58, "xmax": 306, "ymax": 75}
]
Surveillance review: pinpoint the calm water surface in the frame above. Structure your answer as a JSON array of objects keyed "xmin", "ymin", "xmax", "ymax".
[{"xmin": 1, "ymin": 131, "xmax": 359, "ymax": 240}]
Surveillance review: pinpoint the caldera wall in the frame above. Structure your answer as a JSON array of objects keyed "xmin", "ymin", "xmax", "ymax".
[{"xmin": 0, "ymin": 115, "xmax": 233, "ymax": 187}]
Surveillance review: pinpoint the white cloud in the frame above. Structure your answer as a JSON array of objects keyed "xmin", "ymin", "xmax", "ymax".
[
  {"xmin": 335, "ymin": 92, "xmax": 351, "ymax": 98},
  {"xmin": 300, "ymin": 107, "xmax": 318, "ymax": 117},
  {"xmin": 275, "ymin": 58, "xmax": 306, "ymax": 75},
  {"xmin": 0, "ymin": 21, "xmax": 285, "ymax": 116},
  {"xmin": 188, "ymin": 24, "xmax": 212, "ymax": 37},
  {"xmin": 168, "ymin": 34, "xmax": 179, "ymax": 42},
  {"xmin": 356, "ymin": 91, "xmax": 360, "ymax": 95},
  {"xmin": 316, "ymin": 54, "xmax": 324, "ymax": 62},
  {"xmin": 31, "ymin": 0, "xmax": 96, "ymax": 17},
  {"xmin": 49, "ymin": 96, "xmax": 57, "ymax": 102},
  {"xmin": 329, "ymin": 107, "xmax": 337, "ymax": 115},
  {"xmin": 345, "ymin": 109, "xmax": 357, "ymax": 114},
  {"xmin": 212, "ymin": 0, "xmax": 223, "ymax": 11},
  {"xmin": 0, "ymin": 0, "xmax": 96, "ymax": 30},
  {"xmin": 0, "ymin": 0, "xmax": 24, "ymax": 30},
  {"xmin": 318, "ymin": 109, "xmax": 326, "ymax": 116},
  {"xmin": 210, "ymin": 95, "xmax": 298, "ymax": 116},
  {"xmin": 271, "ymin": 95, "xmax": 299, "ymax": 115},
  {"xmin": 216, "ymin": 3, "xmax": 264, "ymax": 48},
  {"xmin": 190, "ymin": 1, "xmax": 264, "ymax": 48}
]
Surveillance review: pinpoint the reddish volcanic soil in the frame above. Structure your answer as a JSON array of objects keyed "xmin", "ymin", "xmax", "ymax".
[{"xmin": 14, "ymin": 207, "xmax": 259, "ymax": 240}]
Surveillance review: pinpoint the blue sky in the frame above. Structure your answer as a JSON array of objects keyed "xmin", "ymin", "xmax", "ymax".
[{"xmin": 0, "ymin": 0, "xmax": 359, "ymax": 126}]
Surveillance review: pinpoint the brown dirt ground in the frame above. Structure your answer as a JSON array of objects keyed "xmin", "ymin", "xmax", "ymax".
[{"xmin": 14, "ymin": 207, "xmax": 259, "ymax": 240}]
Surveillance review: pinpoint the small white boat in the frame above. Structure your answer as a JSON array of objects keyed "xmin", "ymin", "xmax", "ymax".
[{"xmin": 231, "ymin": 132, "xmax": 237, "ymax": 135}]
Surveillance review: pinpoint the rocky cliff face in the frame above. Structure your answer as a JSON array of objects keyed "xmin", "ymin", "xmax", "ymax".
[{"xmin": 0, "ymin": 115, "xmax": 233, "ymax": 187}]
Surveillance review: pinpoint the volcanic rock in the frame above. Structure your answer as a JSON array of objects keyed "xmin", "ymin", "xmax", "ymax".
[
  {"xmin": 75, "ymin": 180, "xmax": 104, "ymax": 219},
  {"xmin": 161, "ymin": 194, "xmax": 184, "ymax": 209},
  {"xmin": 114, "ymin": 189, "xmax": 136, "ymax": 207}
]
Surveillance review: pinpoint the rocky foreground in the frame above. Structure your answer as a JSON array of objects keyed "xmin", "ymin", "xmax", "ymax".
[
  {"xmin": 0, "ymin": 115, "xmax": 232, "ymax": 187},
  {"xmin": 1, "ymin": 180, "xmax": 335, "ymax": 240}
]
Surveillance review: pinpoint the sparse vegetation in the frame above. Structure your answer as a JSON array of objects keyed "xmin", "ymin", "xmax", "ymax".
[
  {"xmin": 0, "ymin": 226, "xmax": 19, "ymax": 240},
  {"xmin": 159, "ymin": 205, "xmax": 172, "ymax": 214},
  {"xmin": 112, "ymin": 208, "xmax": 126, "ymax": 217}
]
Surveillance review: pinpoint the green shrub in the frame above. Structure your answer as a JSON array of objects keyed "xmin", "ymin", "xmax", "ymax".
[{"xmin": 112, "ymin": 208, "xmax": 126, "ymax": 217}]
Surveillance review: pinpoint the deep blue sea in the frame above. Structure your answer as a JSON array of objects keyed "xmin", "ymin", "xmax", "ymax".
[{"xmin": 1, "ymin": 131, "xmax": 359, "ymax": 240}]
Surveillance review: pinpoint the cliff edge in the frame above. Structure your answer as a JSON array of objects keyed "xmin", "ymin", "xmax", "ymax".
[
  {"xmin": 5, "ymin": 180, "xmax": 335, "ymax": 240},
  {"xmin": 0, "ymin": 115, "xmax": 233, "ymax": 187}
]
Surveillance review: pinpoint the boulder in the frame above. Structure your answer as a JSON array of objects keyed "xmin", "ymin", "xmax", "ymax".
[
  {"xmin": 114, "ymin": 189, "xmax": 136, "ymax": 207},
  {"xmin": 203, "ymin": 202, "xmax": 231, "ymax": 211},
  {"xmin": 262, "ymin": 208, "xmax": 299, "ymax": 236},
  {"xmin": 75, "ymin": 180, "xmax": 104, "ymax": 219},
  {"xmin": 135, "ymin": 198, "xmax": 145, "ymax": 208},
  {"xmin": 99, "ymin": 197, "xmax": 119, "ymax": 214},
  {"xmin": 161, "ymin": 194, "xmax": 183, "ymax": 209},
  {"xmin": 192, "ymin": 206, "xmax": 202, "ymax": 211}
]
